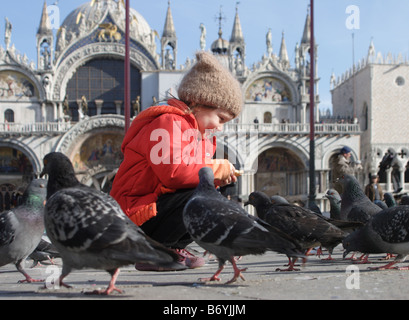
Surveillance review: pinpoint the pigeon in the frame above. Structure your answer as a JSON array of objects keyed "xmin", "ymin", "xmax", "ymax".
[
  {"xmin": 384, "ymin": 193, "xmax": 397, "ymax": 208},
  {"xmin": 271, "ymin": 193, "xmax": 360, "ymax": 230},
  {"xmin": 400, "ymin": 195, "xmax": 409, "ymax": 206},
  {"xmin": 325, "ymin": 189, "xmax": 342, "ymax": 220},
  {"xmin": 343, "ymin": 206, "xmax": 409, "ymax": 270},
  {"xmin": 0, "ymin": 179, "xmax": 47, "ymax": 283},
  {"xmin": 183, "ymin": 167, "xmax": 303, "ymax": 284},
  {"xmin": 247, "ymin": 191, "xmax": 351, "ymax": 262},
  {"xmin": 338, "ymin": 174, "xmax": 382, "ymax": 223},
  {"xmin": 269, "ymin": 195, "xmax": 289, "ymax": 205},
  {"xmin": 29, "ymin": 234, "xmax": 60, "ymax": 268},
  {"xmin": 40, "ymin": 152, "xmax": 185, "ymax": 295}
]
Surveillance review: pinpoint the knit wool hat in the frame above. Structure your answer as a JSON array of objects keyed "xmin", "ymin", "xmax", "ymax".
[{"xmin": 177, "ymin": 51, "xmax": 243, "ymax": 118}]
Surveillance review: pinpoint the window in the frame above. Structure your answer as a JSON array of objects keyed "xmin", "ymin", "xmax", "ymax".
[
  {"xmin": 4, "ymin": 109, "xmax": 14, "ymax": 122},
  {"xmin": 66, "ymin": 58, "xmax": 141, "ymax": 121},
  {"xmin": 396, "ymin": 76, "xmax": 405, "ymax": 86},
  {"xmin": 263, "ymin": 112, "xmax": 272, "ymax": 123}
]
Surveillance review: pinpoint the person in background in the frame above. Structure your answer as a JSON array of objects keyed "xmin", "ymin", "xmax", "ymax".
[
  {"xmin": 331, "ymin": 146, "xmax": 362, "ymax": 194},
  {"xmin": 365, "ymin": 174, "xmax": 384, "ymax": 206}
]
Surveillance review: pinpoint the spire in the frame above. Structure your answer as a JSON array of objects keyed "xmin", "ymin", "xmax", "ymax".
[
  {"xmin": 211, "ymin": 6, "xmax": 229, "ymax": 55},
  {"xmin": 162, "ymin": 1, "xmax": 176, "ymax": 39},
  {"xmin": 229, "ymin": 2, "xmax": 245, "ymax": 65},
  {"xmin": 279, "ymin": 31, "xmax": 290, "ymax": 68},
  {"xmin": 38, "ymin": 0, "xmax": 52, "ymax": 36},
  {"xmin": 37, "ymin": 0, "xmax": 54, "ymax": 70},
  {"xmin": 230, "ymin": 4, "xmax": 244, "ymax": 43},
  {"xmin": 161, "ymin": 1, "xmax": 177, "ymax": 69},
  {"xmin": 368, "ymin": 38, "xmax": 375, "ymax": 57},
  {"xmin": 301, "ymin": 9, "xmax": 311, "ymax": 45}
]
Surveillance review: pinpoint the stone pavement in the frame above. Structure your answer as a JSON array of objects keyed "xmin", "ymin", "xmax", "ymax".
[{"xmin": 0, "ymin": 244, "xmax": 408, "ymax": 301}]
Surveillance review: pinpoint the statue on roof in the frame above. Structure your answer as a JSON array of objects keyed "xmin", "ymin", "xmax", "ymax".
[{"xmin": 4, "ymin": 18, "xmax": 12, "ymax": 49}]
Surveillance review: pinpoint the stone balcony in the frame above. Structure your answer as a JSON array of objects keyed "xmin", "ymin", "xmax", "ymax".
[
  {"xmin": 0, "ymin": 121, "xmax": 361, "ymax": 136},
  {"xmin": 0, "ymin": 122, "xmax": 73, "ymax": 136},
  {"xmin": 220, "ymin": 122, "xmax": 361, "ymax": 135}
]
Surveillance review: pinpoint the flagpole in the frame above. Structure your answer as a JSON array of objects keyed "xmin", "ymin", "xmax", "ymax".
[
  {"xmin": 308, "ymin": 0, "xmax": 316, "ymax": 205},
  {"xmin": 124, "ymin": 0, "xmax": 131, "ymax": 133}
]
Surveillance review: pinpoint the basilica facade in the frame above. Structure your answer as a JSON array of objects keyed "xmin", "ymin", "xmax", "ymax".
[{"xmin": 0, "ymin": 0, "xmax": 361, "ymax": 211}]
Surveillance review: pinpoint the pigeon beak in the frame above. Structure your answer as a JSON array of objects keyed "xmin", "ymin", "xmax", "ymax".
[
  {"xmin": 343, "ymin": 250, "xmax": 350, "ymax": 259},
  {"xmin": 40, "ymin": 168, "xmax": 46, "ymax": 178},
  {"xmin": 244, "ymin": 201, "xmax": 249, "ymax": 207}
]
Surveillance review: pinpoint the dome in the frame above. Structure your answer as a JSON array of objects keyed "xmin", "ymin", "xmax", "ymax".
[
  {"xmin": 211, "ymin": 37, "xmax": 229, "ymax": 54},
  {"xmin": 211, "ymin": 28, "xmax": 229, "ymax": 55},
  {"xmin": 56, "ymin": 0, "xmax": 155, "ymax": 55}
]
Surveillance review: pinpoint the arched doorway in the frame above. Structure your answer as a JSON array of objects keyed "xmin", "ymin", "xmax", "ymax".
[{"xmin": 255, "ymin": 147, "xmax": 306, "ymax": 199}]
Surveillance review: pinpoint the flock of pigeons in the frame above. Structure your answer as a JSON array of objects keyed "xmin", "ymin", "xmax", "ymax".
[{"xmin": 1, "ymin": 152, "xmax": 409, "ymax": 295}]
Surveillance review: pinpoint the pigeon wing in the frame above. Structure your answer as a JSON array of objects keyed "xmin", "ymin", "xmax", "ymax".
[
  {"xmin": 371, "ymin": 207, "xmax": 409, "ymax": 243},
  {"xmin": 45, "ymin": 187, "xmax": 128, "ymax": 253},
  {"xmin": 184, "ymin": 196, "xmax": 299, "ymax": 256},
  {"xmin": 0, "ymin": 211, "xmax": 17, "ymax": 247}
]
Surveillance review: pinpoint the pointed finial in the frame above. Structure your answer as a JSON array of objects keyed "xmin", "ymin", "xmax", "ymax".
[{"xmin": 215, "ymin": 5, "xmax": 226, "ymax": 38}]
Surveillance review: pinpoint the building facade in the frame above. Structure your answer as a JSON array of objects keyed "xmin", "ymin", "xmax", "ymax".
[
  {"xmin": 0, "ymin": 0, "xmax": 360, "ymax": 212},
  {"xmin": 331, "ymin": 40, "xmax": 409, "ymax": 194}
]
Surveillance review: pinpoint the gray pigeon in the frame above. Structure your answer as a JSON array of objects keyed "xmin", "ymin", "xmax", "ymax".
[
  {"xmin": 0, "ymin": 179, "xmax": 47, "ymax": 283},
  {"xmin": 247, "ymin": 191, "xmax": 350, "ymax": 263},
  {"xmin": 29, "ymin": 234, "xmax": 60, "ymax": 268},
  {"xmin": 384, "ymin": 193, "xmax": 396, "ymax": 208},
  {"xmin": 41, "ymin": 152, "xmax": 185, "ymax": 295},
  {"xmin": 400, "ymin": 195, "xmax": 409, "ymax": 205},
  {"xmin": 338, "ymin": 174, "xmax": 382, "ymax": 223},
  {"xmin": 343, "ymin": 206, "xmax": 409, "ymax": 270},
  {"xmin": 183, "ymin": 167, "xmax": 303, "ymax": 284},
  {"xmin": 325, "ymin": 189, "xmax": 342, "ymax": 220}
]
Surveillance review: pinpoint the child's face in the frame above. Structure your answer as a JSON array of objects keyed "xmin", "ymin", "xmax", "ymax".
[{"xmin": 193, "ymin": 106, "xmax": 234, "ymax": 135}]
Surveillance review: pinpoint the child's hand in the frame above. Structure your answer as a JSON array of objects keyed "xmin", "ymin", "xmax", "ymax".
[{"xmin": 217, "ymin": 162, "xmax": 237, "ymax": 187}]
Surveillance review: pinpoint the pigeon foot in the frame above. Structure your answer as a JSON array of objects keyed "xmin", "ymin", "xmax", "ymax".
[
  {"xmin": 84, "ymin": 286, "xmax": 123, "ymax": 295},
  {"xmin": 84, "ymin": 269, "xmax": 123, "ymax": 295},
  {"xmin": 18, "ymin": 277, "xmax": 45, "ymax": 284},
  {"xmin": 199, "ymin": 264, "xmax": 225, "ymax": 283},
  {"xmin": 369, "ymin": 261, "xmax": 400, "ymax": 271}
]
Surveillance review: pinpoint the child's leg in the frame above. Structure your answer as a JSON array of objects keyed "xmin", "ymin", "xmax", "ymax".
[{"xmin": 140, "ymin": 189, "xmax": 195, "ymax": 248}]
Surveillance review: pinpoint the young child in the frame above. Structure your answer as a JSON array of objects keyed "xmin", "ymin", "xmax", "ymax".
[{"xmin": 110, "ymin": 51, "xmax": 243, "ymax": 269}]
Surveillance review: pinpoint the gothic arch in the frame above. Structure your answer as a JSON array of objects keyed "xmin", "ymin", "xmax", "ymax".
[
  {"xmin": 242, "ymin": 71, "xmax": 301, "ymax": 105},
  {"xmin": 0, "ymin": 66, "xmax": 44, "ymax": 101},
  {"xmin": 52, "ymin": 42, "xmax": 158, "ymax": 101},
  {"xmin": 0, "ymin": 140, "xmax": 40, "ymax": 174},
  {"xmin": 56, "ymin": 114, "xmax": 125, "ymax": 155}
]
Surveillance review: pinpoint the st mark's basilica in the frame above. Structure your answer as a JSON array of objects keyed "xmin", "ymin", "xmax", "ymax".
[{"xmin": 1, "ymin": 0, "xmax": 408, "ymax": 212}]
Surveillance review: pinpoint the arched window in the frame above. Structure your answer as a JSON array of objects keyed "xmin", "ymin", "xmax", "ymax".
[
  {"xmin": 4, "ymin": 109, "xmax": 14, "ymax": 123},
  {"xmin": 264, "ymin": 112, "xmax": 272, "ymax": 123},
  {"xmin": 66, "ymin": 58, "xmax": 141, "ymax": 121}
]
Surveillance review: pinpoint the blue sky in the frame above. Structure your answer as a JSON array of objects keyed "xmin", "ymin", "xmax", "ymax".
[{"xmin": 2, "ymin": 0, "xmax": 409, "ymax": 113}]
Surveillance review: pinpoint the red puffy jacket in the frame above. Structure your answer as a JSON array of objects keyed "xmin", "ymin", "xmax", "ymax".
[{"xmin": 110, "ymin": 99, "xmax": 231, "ymax": 226}]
